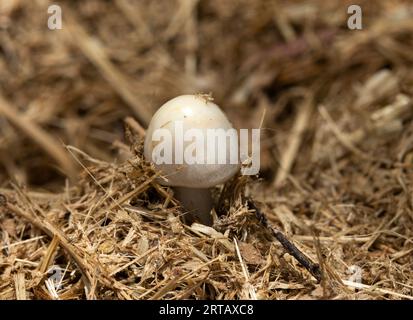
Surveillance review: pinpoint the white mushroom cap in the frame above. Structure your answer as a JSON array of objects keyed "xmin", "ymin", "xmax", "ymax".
[{"xmin": 144, "ymin": 94, "xmax": 240, "ymax": 188}]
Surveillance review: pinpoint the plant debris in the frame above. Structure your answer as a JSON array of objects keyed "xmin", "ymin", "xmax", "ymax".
[{"xmin": 1, "ymin": 0, "xmax": 413, "ymax": 300}]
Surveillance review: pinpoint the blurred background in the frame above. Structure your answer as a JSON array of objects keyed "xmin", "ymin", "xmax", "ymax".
[{"xmin": 2, "ymin": 0, "xmax": 412, "ymax": 189}]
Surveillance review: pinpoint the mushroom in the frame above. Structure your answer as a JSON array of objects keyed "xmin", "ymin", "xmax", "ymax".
[{"xmin": 144, "ymin": 94, "xmax": 239, "ymax": 225}]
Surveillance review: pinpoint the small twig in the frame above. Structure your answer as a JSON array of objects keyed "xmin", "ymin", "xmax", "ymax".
[
  {"xmin": 248, "ymin": 199, "xmax": 322, "ymax": 282},
  {"xmin": 107, "ymin": 173, "xmax": 159, "ymax": 211},
  {"xmin": 274, "ymin": 92, "xmax": 313, "ymax": 187},
  {"xmin": 14, "ymin": 273, "xmax": 27, "ymax": 300},
  {"xmin": 38, "ymin": 235, "xmax": 60, "ymax": 274},
  {"xmin": 1, "ymin": 235, "xmax": 45, "ymax": 250},
  {"xmin": 234, "ymin": 237, "xmax": 258, "ymax": 300},
  {"xmin": 124, "ymin": 116, "xmax": 146, "ymax": 137},
  {"xmin": 342, "ymin": 279, "xmax": 413, "ymax": 300}
]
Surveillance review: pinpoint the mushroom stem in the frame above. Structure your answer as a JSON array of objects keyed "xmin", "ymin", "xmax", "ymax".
[{"xmin": 173, "ymin": 187, "xmax": 213, "ymax": 226}]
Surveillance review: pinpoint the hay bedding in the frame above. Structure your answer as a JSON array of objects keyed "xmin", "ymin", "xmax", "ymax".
[{"xmin": 0, "ymin": 0, "xmax": 413, "ymax": 299}]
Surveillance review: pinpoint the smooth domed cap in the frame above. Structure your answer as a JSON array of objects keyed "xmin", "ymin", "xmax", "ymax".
[{"xmin": 144, "ymin": 94, "xmax": 240, "ymax": 188}]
